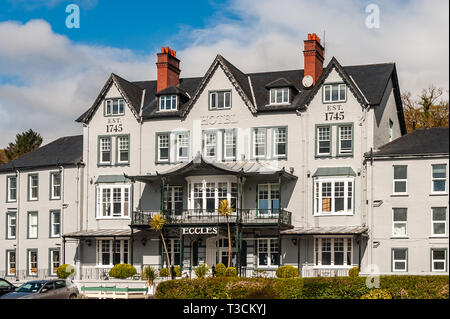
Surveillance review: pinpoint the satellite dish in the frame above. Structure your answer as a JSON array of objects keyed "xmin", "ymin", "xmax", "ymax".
[{"xmin": 302, "ymin": 75, "xmax": 313, "ymax": 88}]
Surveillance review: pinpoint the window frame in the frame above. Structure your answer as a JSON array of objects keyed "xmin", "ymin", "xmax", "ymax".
[
  {"xmin": 98, "ymin": 136, "xmax": 112, "ymax": 166},
  {"xmin": 116, "ymin": 135, "xmax": 130, "ymax": 165},
  {"xmin": 96, "ymin": 239, "xmax": 130, "ymax": 266},
  {"xmin": 209, "ymin": 90, "xmax": 232, "ymax": 110},
  {"xmin": 6, "ymin": 212, "xmax": 16, "ymax": 240},
  {"xmin": 49, "ymin": 210, "xmax": 61, "ymax": 238},
  {"xmin": 27, "ymin": 249, "xmax": 38, "ymax": 277},
  {"xmin": 431, "ymin": 207, "xmax": 447, "ymax": 237},
  {"xmin": 6, "ymin": 249, "xmax": 16, "ymax": 277},
  {"xmin": 272, "ymin": 127, "xmax": 288, "ymax": 159},
  {"xmin": 257, "ymin": 238, "xmax": 279, "ymax": 268},
  {"xmin": 313, "ymin": 177, "xmax": 354, "ymax": 216},
  {"xmin": 223, "ymin": 129, "xmax": 237, "ymax": 161},
  {"xmin": 49, "ymin": 171, "xmax": 61, "ymax": 200},
  {"xmin": 257, "ymin": 183, "xmax": 280, "ymax": 215},
  {"xmin": 28, "ymin": 173, "xmax": 39, "ymax": 201},
  {"xmin": 156, "ymin": 133, "xmax": 170, "ymax": 163},
  {"xmin": 269, "ymin": 88, "xmax": 290, "ymax": 105},
  {"xmin": 104, "ymin": 98, "xmax": 125, "ymax": 116},
  {"xmin": 252, "ymin": 128, "xmax": 267, "ymax": 159},
  {"xmin": 316, "ymin": 125, "xmax": 332, "ymax": 157},
  {"xmin": 163, "ymin": 239, "xmax": 182, "ymax": 266},
  {"xmin": 314, "ymin": 236, "xmax": 353, "ymax": 267},
  {"xmin": 96, "ymin": 184, "xmax": 131, "ymax": 219},
  {"xmin": 323, "ymin": 83, "xmax": 347, "ymax": 103},
  {"xmin": 48, "ymin": 248, "xmax": 61, "ymax": 276},
  {"xmin": 431, "ymin": 248, "xmax": 447, "ymax": 272},
  {"xmin": 431, "ymin": 164, "xmax": 447, "ymax": 194},
  {"xmin": 6, "ymin": 175, "xmax": 17, "ymax": 202},
  {"xmin": 186, "ymin": 178, "xmax": 237, "ymax": 211},
  {"xmin": 392, "ymin": 208, "xmax": 408, "ymax": 238},
  {"xmin": 27, "ymin": 211, "xmax": 38, "ymax": 239},
  {"xmin": 337, "ymin": 124, "xmax": 353, "ymax": 156},
  {"xmin": 176, "ymin": 131, "xmax": 190, "ymax": 162},
  {"xmin": 202, "ymin": 130, "xmax": 218, "ymax": 160},
  {"xmin": 159, "ymin": 95, "xmax": 178, "ymax": 111},
  {"xmin": 391, "ymin": 248, "xmax": 408, "ymax": 272},
  {"xmin": 392, "ymin": 165, "xmax": 408, "ymax": 195}
]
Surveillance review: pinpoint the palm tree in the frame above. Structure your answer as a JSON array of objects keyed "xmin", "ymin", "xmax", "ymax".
[
  {"xmin": 4, "ymin": 129, "xmax": 43, "ymax": 161},
  {"xmin": 218, "ymin": 199, "xmax": 234, "ymax": 268},
  {"xmin": 150, "ymin": 214, "xmax": 171, "ymax": 272}
]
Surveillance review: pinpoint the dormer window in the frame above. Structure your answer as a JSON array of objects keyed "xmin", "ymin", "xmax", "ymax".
[
  {"xmin": 269, "ymin": 88, "xmax": 289, "ymax": 105},
  {"xmin": 209, "ymin": 91, "xmax": 231, "ymax": 110},
  {"xmin": 323, "ymin": 83, "xmax": 346, "ymax": 103},
  {"xmin": 159, "ymin": 95, "xmax": 178, "ymax": 111},
  {"xmin": 105, "ymin": 99, "xmax": 125, "ymax": 116}
]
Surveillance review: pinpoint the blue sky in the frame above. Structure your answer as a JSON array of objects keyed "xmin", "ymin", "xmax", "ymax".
[{"xmin": 0, "ymin": 0, "xmax": 448, "ymax": 147}]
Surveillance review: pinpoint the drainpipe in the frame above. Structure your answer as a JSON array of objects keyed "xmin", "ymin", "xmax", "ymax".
[
  {"xmin": 15, "ymin": 169, "xmax": 20, "ymax": 282},
  {"xmin": 59, "ymin": 165, "xmax": 65, "ymax": 265}
]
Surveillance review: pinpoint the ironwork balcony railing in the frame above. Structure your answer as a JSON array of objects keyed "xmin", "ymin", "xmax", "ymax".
[{"xmin": 131, "ymin": 209, "xmax": 292, "ymax": 227}]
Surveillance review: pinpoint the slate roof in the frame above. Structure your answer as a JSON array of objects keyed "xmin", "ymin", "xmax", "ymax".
[
  {"xmin": 0, "ymin": 135, "xmax": 83, "ymax": 172},
  {"xmin": 76, "ymin": 54, "xmax": 402, "ymax": 126},
  {"xmin": 370, "ymin": 128, "xmax": 449, "ymax": 157}
]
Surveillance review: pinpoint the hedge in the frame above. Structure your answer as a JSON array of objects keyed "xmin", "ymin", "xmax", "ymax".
[
  {"xmin": 155, "ymin": 275, "xmax": 448, "ymax": 299},
  {"xmin": 108, "ymin": 264, "xmax": 137, "ymax": 279}
]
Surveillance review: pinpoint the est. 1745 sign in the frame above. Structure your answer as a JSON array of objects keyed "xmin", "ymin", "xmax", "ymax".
[
  {"xmin": 106, "ymin": 118, "xmax": 123, "ymax": 133},
  {"xmin": 324, "ymin": 105, "xmax": 345, "ymax": 121}
]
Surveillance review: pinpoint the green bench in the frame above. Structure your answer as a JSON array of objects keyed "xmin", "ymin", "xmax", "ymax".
[{"xmin": 81, "ymin": 285, "xmax": 148, "ymax": 299}]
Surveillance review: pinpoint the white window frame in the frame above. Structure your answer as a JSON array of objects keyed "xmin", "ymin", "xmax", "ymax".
[
  {"xmin": 313, "ymin": 178, "xmax": 354, "ymax": 215},
  {"xmin": 323, "ymin": 83, "xmax": 346, "ymax": 103},
  {"xmin": 431, "ymin": 248, "xmax": 447, "ymax": 272},
  {"xmin": 393, "ymin": 165, "xmax": 408, "ymax": 195},
  {"xmin": 117, "ymin": 136, "xmax": 130, "ymax": 164},
  {"xmin": 99, "ymin": 137, "xmax": 112, "ymax": 165},
  {"xmin": 28, "ymin": 174, "xmax": 39, "ymax": 201},
  {"xmin": 28, "ymin": 250, "xmax": 38, "ymax": 276},
  {"xmin": 6, "ymin": 212, "xmax": 16, "ymax": 239},
  {"xmin": 165, "ymin": 185, "xmax": 183, "ymax": 214},
  {"xmin": 392, "ymin": 208, "xmax": 408, "ymax": 237},
  {"xmin": 257, "ymin": 183, "xmax": 280, "ymax": 215},
  {"xmin": 431, "ymin": 207, "xmax": 447, "ymax": 237},
  {"xmin": 164, "ymin": 239, "xmax": 181, "ymax": 266},
  {"xmin": 317, "ymin": 126, "xmax": 331, "ymax": 156},
  {"xmin": 209, "ymin": 91, "xmax": 231, "ymax": 109},
  {"xmin": 50, "ymin": 172, "xmax": 61, "ymax": 200},
  {"xmin": 157, "ymin": 134, "xmax": 170, "ymax": 162},
  {"xmin": 257, "ymin": 238, "xmax": 279, "ymax": 268},
  {"xmin": 159, "ymin": 95, "xmax": 178, "ymax": 111},
  {"xmin": 273, "ymin": 127, "xmax": 287, "ymax": 158},
  {"xmin": 50, "ymin": 249, "xmax": 60, "ymax": 276},
  {"xmin": 203, "ymin": 130, "xmax": 217, "ymax": 159},
  {"xmin": 223, "ymin": 129, "xmax": 236, "ymax": 160},
  {"xmin": 96, "ymin": 184, "xmax": 131, "ymax": 219},
  {"xmin": 314, "ymin": 237, "xmax": 353, "ymax": 267},
  {"xmin": 7, "ymin": 176, "xmax": 17, "ymax": 202},
  {"xmin": 176, "ymin": 132, "xmax": 189, "ymax": 161},
  {"xmin": 49, "ymin": 210, "xmax": 61, "ymax": 238},
  {"xmin": 28, "ymin": 211, "xmax": 38, "ymax": 239},
  {"xmin": 431, "ymin": 164, "xmax": 447, "ymax": 194},
  {"xmin": 7, "ymin": 250, "xmax": 16, "ymax": 276},
  {"xmin": 252, "ymin": 128, "xmax": 267, "ymax": 159},
  {"xmin": 338, "ymin": 125, "xmax": 353, "ymax": 155},
  {"xmin": 96, "ymin": 239, "xmax": 129, "ymax": 266},
  {"xmin": 105, "ymin": 99, "xmax": 125, "ymax": 116},
  {"xmin": 392, "ymin": 248, "xmax": 408, "ymax": 272},
  {"xmin": 186, "ymin": 176, "xmax": 237, "ymax": 211},
  {"xmin": 269, "ymin": 88, "xmax": 289, "ymax": 105}
]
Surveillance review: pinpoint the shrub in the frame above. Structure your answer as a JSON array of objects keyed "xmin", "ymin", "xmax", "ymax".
[
  {"xmin": 56, "ymin": 264, "xmax": 75, "ymax": 279},
  {"xmin": 159, "ymin": 268, "xmax": 170, "ymax": 277},
  {"xmin": 276, "ymin": 265, "xmax": 299, "ymax": 278},
  {"xmin": 348, "ymin": 267, "xmax": 360, "ymax": 278},
  {"xmin": 194, "ymin": 264, "xmax": 209, "ymax": 279},
  {"xmin": 142, "ymin": 266, "xmax": 158, "ymax": 284},
  {"xmin": 273, "ymin": 278, "xmax": 303, "ymax": 299},
  {"xmin": 379, "ymin": 275, "xmax": 449, "ymax": 299},
  {"xmin": 173, "ymin": 265, "xmax": 181, "ymax": 277},
  {"xmin": 108, "ymin": 264, "xmax": 137, "ymax": 279},
  {"xmin": 302, "ymin": 277, "xmax": 369, "ymax": 299},
  {"xmin": 225, "ymin": 267, "xmax": 237, "ymax": 277},
  {"xmin": 214, "ymin": 263, "xmax": 227, "ymax": 277},
  {"xmin": 361, "ymin": 289, "xmax": 392, "ymax": 299}
]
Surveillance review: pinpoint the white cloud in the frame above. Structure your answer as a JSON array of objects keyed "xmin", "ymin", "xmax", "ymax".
[{"xmin": 0, "ymin": 0, "xmax": 448, "ymax": 147}]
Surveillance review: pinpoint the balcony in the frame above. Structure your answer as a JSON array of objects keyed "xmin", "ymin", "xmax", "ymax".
[{"xmin": 131, "ymin": 209, "xmax": 292, "ymax": 228}]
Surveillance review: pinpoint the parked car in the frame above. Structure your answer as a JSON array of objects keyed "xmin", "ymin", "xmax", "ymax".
[
  {"xmin": 0, "ymin": 278, "xmax": 17, "ymax": 297},
  {"xmin": 0, "ymin": 279, "xmax": 79, "ymax": 299}
]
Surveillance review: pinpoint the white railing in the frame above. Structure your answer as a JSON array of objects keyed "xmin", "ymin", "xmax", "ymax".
[{"xmin": 301, "ymin": 267, "xmax": 350, "ymax": 278}]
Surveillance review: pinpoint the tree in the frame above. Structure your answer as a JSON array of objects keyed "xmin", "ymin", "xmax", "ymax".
[
  {"xmin": 218, "ymin": 199, "xmax": 234, "ymax": 268},
  {"xmin": 150, "ymin": 214, "xmax": 171, "ymax": 272},
  {"xmin": 4, "ymin": 129, "xmax": 43, "ymax": 161},
  {"xmin": 0, "ymin": 149, "xmax": 7, "ymax": 164},
  {"xmin": 402, "ymin": 86, "xmax": 449, "ymax": 132}
]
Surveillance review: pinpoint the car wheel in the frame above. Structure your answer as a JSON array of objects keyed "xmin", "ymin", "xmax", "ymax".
[{"xmin": 69, "ymin": 294, "xmax": 77, "ymax": 299}]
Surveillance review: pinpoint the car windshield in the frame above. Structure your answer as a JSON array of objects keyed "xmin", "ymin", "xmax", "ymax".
[{"xmin": 16, "ymin": 282, "xmax": 44, "ymax": 293}]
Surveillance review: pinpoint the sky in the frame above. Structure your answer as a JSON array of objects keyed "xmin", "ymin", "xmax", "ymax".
[{"xmin": 0, "ymin": 0, "xmax": 448, "ymax": 147}]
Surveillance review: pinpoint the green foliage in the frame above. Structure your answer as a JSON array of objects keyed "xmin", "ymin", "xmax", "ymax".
[
  {"xmin": 194, "ymin": 264, "xmax": 209, "ymax": 279},
  {"xmin": 173, "ymin": 265, "xmax": 181, "ymax": 277},
  {"xmin": 348, "ymin": 267, "xmax": 360, "ymax": 278},
  {"xmin": 56, "ymin": 264, "xmax": 75, "ymax": 279},
  {"xmin": 4, "ymin": 129, "xmax": 43, "ymax": 161},
  {"xmin": 379, "ymin": 275, "xmax": 449, "ymax": 299},
  {"xmin": 108, "ymin": 264, "xmax": 137, "ymax": 279},
  {"xmin": 276, "ymin": 265, "xmax": 299, "ymax": 278},
  {"xmin": 215, "ymin": 263, "xmax": 227, "ymax": 277},
  {"xmin": 142, "ymin": 266, "xmax": 158, "ymax": 284},
  {"xmin": 159, "ymin": 268, "xmax": 170, "ymax": 277},
  {"xmin": 225, "ymin": 267, "xmax": 237, "ymax": 277},
  {"xmin": 361, "ymin": 289, "xmax": 392, "ymax": 299},
  {"xmin": 302, "ymin": 277, "xmax": 370, "ymax": 299},
  {"xmin": 273, "ymin": 278, "xmax": 304, "ymax": 299}
]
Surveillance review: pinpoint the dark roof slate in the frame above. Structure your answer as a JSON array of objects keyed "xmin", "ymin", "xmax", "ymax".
[
  {"xmin": 371, "ymin": 128, "xmax": 449, "ymax": 157},
  {"xmin": 0, "ymin": 135, "xmax": 83, "ymax": 172}
]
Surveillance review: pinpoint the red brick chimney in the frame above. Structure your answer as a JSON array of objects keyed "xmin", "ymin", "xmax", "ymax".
[
  {"xmin": 156, "ymin": 46, "xmax": 180, "ymax": 92},
  {"xmin": 303, "ymin": 33, "xmax": 324, "ymax": 85}
]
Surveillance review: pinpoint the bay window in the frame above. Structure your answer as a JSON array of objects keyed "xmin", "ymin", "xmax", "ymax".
[
  {"xmin": 187, "ymin": 179, "xmax": 237, "ymax": 212},
  {"xmin": 314, "ymin": 237, "xmax": 353, "ymax": 266},
  {"xmin": 269, "ymin": 88, "xmax": 289, "ymax": 104},
  {"xmin": 273, "ymin": 127, "xmax": 287, "ymax": 158},
  {"xmin": 314, "ymin": 178, "xmax": 354, "ymax": 215},
  {"xmin": 258, "ymin": 239, "xmax": 279, "ymax": 267},
  {"xmin": 432, "ymin": 164, "xmax": 447, "ymax": 193},
  {"xmin": 97, "ymin": 239, "xmax": 129, "ymax": 266},
  {"xmin": 96, "ymin": 184, "xmax": 131, "ymax": 218},
  {"xmin": 157, "ymin": 134, "xmax": 170, "ymax": 162}
]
